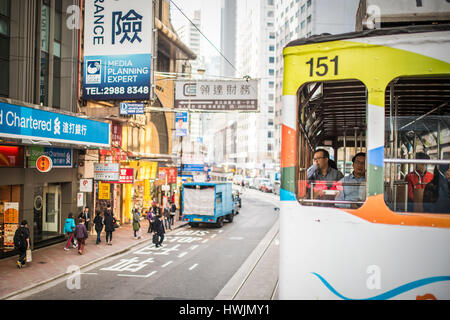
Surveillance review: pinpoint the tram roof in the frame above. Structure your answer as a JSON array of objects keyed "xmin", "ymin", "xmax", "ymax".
[{"xmin": 285, "ymin": 24, "xmax": 450, "ymax": 48}]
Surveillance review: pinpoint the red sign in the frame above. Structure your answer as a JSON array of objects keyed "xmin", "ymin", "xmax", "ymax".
[
  {"xmin": 159, "ymin": 167, "xmax": 178, "ymax": 184},
  {"xmin": 0, "ymin": 146, "xmax": 23, "ymax": 167},
  {"xmin": 111, "ymin": 121, "xmax": 122, "ymax": 147},
  {"xmin": 105, "ymin": 168, "xmax": 134, "ymax": 184},
  {"xmin": 36, "ymin": 155, "xmax": 52, "ymax": 173}
]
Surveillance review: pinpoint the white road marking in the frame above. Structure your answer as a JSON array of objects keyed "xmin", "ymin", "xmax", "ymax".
[
  {"xmin": 189, "ymin": 263, "xmax": 198, "ymax": 271},
  {"xmin": 80, "ymin": 273, "xmax": 98, "ymax": 275},
  {"xmin": 178, "ymin": 252, "xmax": 188, "ymax": 258},
  {"xmin": 117, "ymin": 271, "xmax": 157, "ymax": 278},
  {"xmin": 161, "ymin": 261, "xmax": 173, "ymax": 268},
  {"xmin": 229, "ymin": 237, "xmax": 244, "ymax": 240},
  {"xmin": 190, "ymin": 245, "xmax": 199, "ymax": 250},
  {"xmin": 201, "ymin": 239, "xmax": 208, "ymax": 243},
  {"xmin": 211, "ymin": 234, "xmax": 217, "ymax": 238}
]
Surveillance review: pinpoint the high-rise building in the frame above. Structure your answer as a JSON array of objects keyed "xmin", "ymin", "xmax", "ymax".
[
  {"xmin": 234, "ymin": 0, "xmax": 277, "ymax": 178},
  {"xmin": 274, "ymin": 0, "xmax": 360, "ymax": 166}
]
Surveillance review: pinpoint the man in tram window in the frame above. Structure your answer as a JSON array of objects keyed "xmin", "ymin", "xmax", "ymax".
[
  {"xmin": 335, "ymin": 152, "xmax": 366, "ymax": 209},
  {"xmin": 404, "ymin": 152, "xmax": 434, "ymax": 212},
  {"xmin": 307, "ymin": 149, "xmax": 344, "ymax": 202}
]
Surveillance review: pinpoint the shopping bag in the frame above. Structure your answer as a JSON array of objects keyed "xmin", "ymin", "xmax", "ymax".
[
  {"xmin": 26, "ymin": 249, "xmax": 32, "ymax": 262},
  {"xmin": 152, "ymin": 233, "xmax": 159, "ymax": 245},
  {"xmin": 137, "ymin": 229, "xmax": 142, "ymax": 239}
]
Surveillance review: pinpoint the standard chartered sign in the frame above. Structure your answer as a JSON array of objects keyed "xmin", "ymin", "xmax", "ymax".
[
  {"xmin": 0, "ymin": 102, "xmax": 110, "ymax": 147},
  {"xmin": 83, "ymin": 0, "xmax": 152, "ymax": 100}
]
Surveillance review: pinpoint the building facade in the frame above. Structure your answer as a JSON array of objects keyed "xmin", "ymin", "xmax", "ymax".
[
  {"xmin": 274, "ymin": 0, "xmax": 360, "ymax": 168},
  {"xmin": 0, "ymin": 0, "xmax": 112, "ymax": 258}
]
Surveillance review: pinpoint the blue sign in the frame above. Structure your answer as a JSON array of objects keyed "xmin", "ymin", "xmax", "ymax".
[
  {"xmin": 175, "ymin": 112, "xmax": 188, "ymax": 137},
  {"xmin": 0, "ymin": 102, "xmax": 110, "ymax": 147},
  {"xmin": 83, "ymin": 54, "xmax": 151, "ymax": 100},
  {"xmin": 181, "ymin": 164, "xmax": 206, "ymax": 172},
  {"xmin": 120, "ymin": 102, "xmax": 145, "ymax": 115},
  {"xmin": 30, "ymin": 147, "xmax": 72, "ymax": 168}
]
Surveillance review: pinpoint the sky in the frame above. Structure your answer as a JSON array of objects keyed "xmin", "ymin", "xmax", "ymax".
[{"xmin": 170, "ymin": 0, "xmax": 222, "ymax": 57}]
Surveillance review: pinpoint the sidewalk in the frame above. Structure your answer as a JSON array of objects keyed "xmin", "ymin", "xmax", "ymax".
[{"xmin": 0, "ymin": 218, "xmax": 187, "ymax": 300}]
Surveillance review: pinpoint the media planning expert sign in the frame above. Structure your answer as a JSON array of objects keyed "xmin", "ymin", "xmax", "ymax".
[
  {"xmin": 83, "ymin": 0, "xmax": 152, "ymax": 100},
  {"xmin": 174, "ymin": 80, "xmax": 259, "ymax": 111},
  {"xmin": 0, "ymin": 102, "xmax": 110, "ymax": 147}
]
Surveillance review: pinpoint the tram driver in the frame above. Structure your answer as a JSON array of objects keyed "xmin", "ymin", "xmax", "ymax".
[
  {"xmin": 335, "ymin": 152, "xmax": 366, "ymax": 209},
  {"xmin": 307, "ymin": 149, "xmax": 344, "ymax": 203}
]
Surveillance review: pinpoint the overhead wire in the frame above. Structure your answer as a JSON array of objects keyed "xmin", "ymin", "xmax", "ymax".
[{"xmin": 168, "ymin": 0, "xmax": 240, "ymax": 76}]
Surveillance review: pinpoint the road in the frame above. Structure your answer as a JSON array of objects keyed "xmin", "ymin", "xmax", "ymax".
[{"xmin": 22, "ymin": 189, "xmax": 279, "ymax": 300}]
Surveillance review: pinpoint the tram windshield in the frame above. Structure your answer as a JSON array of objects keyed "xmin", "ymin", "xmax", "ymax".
[
  {"xmin": 296, "ymin": 79, "xmax": 368, "ymax": 209},
  {"xmin": 384, "ymin": 77, "xmax": 450, "ymax": 214}
]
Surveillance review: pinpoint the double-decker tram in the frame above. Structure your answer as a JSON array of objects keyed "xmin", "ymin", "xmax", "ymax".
[{"xmin": 280, "ymin": 25, "xmax": 450, "ymax": 300}]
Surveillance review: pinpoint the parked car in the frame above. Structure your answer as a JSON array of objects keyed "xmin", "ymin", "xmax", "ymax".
[{"xmin": 260, "ymin": 181, "xmax": 274, "ymax": 193}]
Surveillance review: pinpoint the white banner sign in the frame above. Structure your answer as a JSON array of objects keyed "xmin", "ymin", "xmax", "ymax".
[
  {"xmin": 80, "ymin": 178, "xmax": 93, "ymax": 192},
  {"xmin": 94, "ymin": 163, "xmax": 120, "ymax": 181},
  {"xmin": 175, "ymin": 80, "xmax": 259, "ymax": 111}
]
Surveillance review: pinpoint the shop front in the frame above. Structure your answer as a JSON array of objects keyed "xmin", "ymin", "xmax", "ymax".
[{"xmin": 0, "ymin": 101, "xmax": 110, "ymax": 258}]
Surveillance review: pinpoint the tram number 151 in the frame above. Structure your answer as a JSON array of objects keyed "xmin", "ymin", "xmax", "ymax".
[{"xmin": 306, "ymin": 56, "xmax": 338, "ymax": 77}]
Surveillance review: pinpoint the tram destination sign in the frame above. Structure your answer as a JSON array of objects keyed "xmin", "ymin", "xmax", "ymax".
[{"xmin": 175, "ymin": 80, "xmax": 259, "ymax": 111}]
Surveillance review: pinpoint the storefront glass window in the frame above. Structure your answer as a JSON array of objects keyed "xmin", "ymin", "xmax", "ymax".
[{"xmin": 0, "ymin": 185, "xmax": 21, "ymax": 256}]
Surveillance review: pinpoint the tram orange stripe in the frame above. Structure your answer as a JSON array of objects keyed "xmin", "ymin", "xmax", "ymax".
[
  {"xmin": 281, "ymin": 124, "xmax": 297, "ymax": 168},
  {"xmin": 344, "ymin": 194, "xmax": 450, "ymax": 228}
]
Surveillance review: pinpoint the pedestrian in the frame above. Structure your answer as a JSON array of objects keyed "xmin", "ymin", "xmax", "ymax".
[
  {"xmin": 153, "ymin": 213, "xmax": 165, "ymax": 247},
  {"xmin": 63, "ymin": 213, "xmax": 77, "ymax": 251},
  {"xmin": 74, "ymin": 217, "xmax": 88, "ymax": 254},
  {"xmin": 147, "ymin": 208, "xmax": 154, "ymax": 233},
  {"xmin": 14, "ymin": 220, "xmax": 30, "ymax": 269},
  {"xmin": 103, "ymin": 208, "xmax": 114, "ymax": 245},
  {"xmin": 170, "ymin": 201, "xmax": 177, "ymax": 227},
  {"xmin": 93, "ymin": 210, "xmax": 103, "ymax": 245},
  {"xmin": 78, "ymin": 207, "xmax": 91, "ymax": 233},
  {"xmin": 133, "ymin": 208, "xmax": 141, "ymax": 239},
  {"xmin": 164, "ymin": 202, "xmax": 172, "ymax": 231}
]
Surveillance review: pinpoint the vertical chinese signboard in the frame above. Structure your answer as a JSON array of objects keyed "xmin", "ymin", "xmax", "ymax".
[{"xmin": 83, "ymin": 0, "xmax": 152, "ymax": 100}]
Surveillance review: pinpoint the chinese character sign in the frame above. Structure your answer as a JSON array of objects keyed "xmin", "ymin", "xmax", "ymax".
[
  {"xmin": 83, "ymin": 0, "xmax": 152, "ymax": 100},
  {"xmin": 175, "ymin": 80, "xmax": 259, "ymax": 111},
  {"xmin": 0, "ymin": 102, "xmax": 110, "ymax": 147}
]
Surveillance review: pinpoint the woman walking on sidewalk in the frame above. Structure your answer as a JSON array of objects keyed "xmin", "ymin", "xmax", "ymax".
[
  {"xmin": 147, "ymin": 208, "xmax": 154, "ymax": 233},
  {"xmin": 132, "ymin": 209, "xmax": 141, "ymax": 239},
  {"xmin": 74, "ymin": 217, "xmax": 88, "ymax": 255},
  {"xmin": 104, "ymin": 209, "xmax": 114, "ymax": 245},
  {"xmin": 93, "ymin": 210, "xmax": 103, "ymax": 245},
  {"xmin": 63, "ymin": 213, "xmax": 77, "ymax": 251}
]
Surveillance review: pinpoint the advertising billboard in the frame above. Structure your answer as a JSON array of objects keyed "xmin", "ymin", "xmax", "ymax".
[
  {"xmin": 175, "ymin": 80, "xmax": 259, "ymax": 111},
  {"xmin": 0, "ymin": 102, "xmax": 110, "ymax": 147},
  {"xmin": 83, "ymin": 0, "xmax": 152, "ymax": 100},
  {"xmin": 175, "ymin": 112, "xmax": 188, "ymax": 137}
]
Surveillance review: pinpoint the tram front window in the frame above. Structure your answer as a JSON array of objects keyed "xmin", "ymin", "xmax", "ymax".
[
  {"xmin": 296, "ymin": 80, "xmax": 367, "ymax": 208},
  {"xmin": 384, "ymin": 77, "xmax": 450, "ymax": 214}
]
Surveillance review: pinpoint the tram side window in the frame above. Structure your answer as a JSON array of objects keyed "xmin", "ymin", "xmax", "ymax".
[
  {"xmin": 384, "ymin": 77, "xmax": 450, "ymax": 214},
  {"xmin": 296, "ymin": 80, "xmax": 367, "ymax": 209}
]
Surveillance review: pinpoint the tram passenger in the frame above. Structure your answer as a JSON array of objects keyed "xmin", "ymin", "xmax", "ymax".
[
  {"xmin": 405, "ymin": 152, "xmax": 434, "ymax": 212},
  {"xmin": 307, "ymin": 149, "xmax": 344, "ymax": 203},
  {"xmin": 423, "ymin": 163, "xmax": 450, "ymax": 213},
  {"xmin": 335, "ymin": 152, "xmax": 366, "ymax": 209}
]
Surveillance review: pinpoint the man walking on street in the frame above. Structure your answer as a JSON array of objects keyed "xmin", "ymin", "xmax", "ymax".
[
  {"xmin": 154, "ymin": 213, "xmax": 165, "ymax": 247},
  {"xmin": 14, "ymin": 220, "xmax": 30, "ymax": 269}
]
